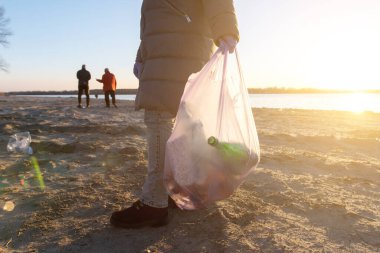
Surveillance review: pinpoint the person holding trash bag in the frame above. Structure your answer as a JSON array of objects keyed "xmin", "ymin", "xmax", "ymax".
[
  {"xmin": 96, "ymin": 68, "xmax": 117, "ymax": 108},
  {"xmin": 76, "ymin": 64, "xmax": 91, "ymax": 108},
  {"xmin": 110, "ymin": 0, "xmax": 239, "ymax": 228}
]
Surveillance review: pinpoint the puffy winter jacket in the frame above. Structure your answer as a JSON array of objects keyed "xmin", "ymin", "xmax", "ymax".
[
  {"xmin": 135, "ymin": 0, "xmax": 239, "ymax": 115},
  {"xmin": 100, "ymin": 72, "xmax": 117, "ymax": 92}
]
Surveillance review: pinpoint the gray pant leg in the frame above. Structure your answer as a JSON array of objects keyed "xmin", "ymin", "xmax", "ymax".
[{"xmin": 141, "ymin": 110, "xmax": 175, "ymax": 208}]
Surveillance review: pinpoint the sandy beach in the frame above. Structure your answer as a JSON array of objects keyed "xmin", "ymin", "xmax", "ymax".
[{"xmin": 0, "ymin": 96, "xmax": 379, "ymax": 252}]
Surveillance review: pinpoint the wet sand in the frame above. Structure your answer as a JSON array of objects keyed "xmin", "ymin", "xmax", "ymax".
[{"xmin": 0, "ymin": 96, "xmax": 379, "ymax": 252}]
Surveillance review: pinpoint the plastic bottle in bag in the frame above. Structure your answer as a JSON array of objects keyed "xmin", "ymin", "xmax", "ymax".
[
  {"xmin": 207, "ymin": 136, "xmax": 255, "ymax": 175},
  {"xmin": 7, "ymin": 132, "xmax": 33, "ymax": 155}
]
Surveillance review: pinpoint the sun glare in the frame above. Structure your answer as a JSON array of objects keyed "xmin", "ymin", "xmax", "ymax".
[{"xmin": 338, "ymin": 92, "xmax": 372, "ymax": 113}]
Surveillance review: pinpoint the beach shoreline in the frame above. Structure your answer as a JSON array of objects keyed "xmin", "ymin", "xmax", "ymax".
[{"xmin": 1, "ymin": 96, "xmax": 379, "ymax": 252}]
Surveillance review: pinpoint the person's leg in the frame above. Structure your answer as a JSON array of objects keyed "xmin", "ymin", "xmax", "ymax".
[
  {"xmin": 85, "ymin": 85, "xmax": 90, "ymax": 107},
  {"xmin": 141, "ymin": 110, "xmax": 175, "ymax": 208},
  {"xmin": 110, "ymin": 110, "xmax": 175, "ymax": 228},
  {"xmin": 110, "ymin": 91, "xmax": 117, "ymax": 107},
  {"xmin": 104, "ymin": 91, "xmax": 110, "ymax": 107},
  {"xmin": 77, "ymin": 86, "xmax": 83, "ymax": 107}
]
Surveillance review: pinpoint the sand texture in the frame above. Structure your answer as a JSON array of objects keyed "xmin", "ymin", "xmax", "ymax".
[{"xmin": 0, "ymin": 96, "xmax": 379, "ymax": 252}]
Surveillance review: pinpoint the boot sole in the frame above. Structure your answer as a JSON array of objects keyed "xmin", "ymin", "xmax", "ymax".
[{"xmin": 110, "ymin": 214, "xmax": 169, "ymax": 229}]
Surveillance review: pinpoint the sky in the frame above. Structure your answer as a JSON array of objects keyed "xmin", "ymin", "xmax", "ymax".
[{"xmin": 1, "ymin": 0, "xmax": 380, "ymax": 92}]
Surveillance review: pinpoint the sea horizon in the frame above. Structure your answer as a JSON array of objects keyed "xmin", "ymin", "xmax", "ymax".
[
  {"xmin": 4, "ymin": 87, "xmax": 380, "ymax": 95},
  {"xmin": 12, "ymin": 93, "xmax": 380, "ymax": 114}
]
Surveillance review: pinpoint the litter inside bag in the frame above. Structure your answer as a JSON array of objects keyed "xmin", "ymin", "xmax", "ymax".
[{"xmin": 164, "ymin": 48, "xmax": 260, "ymax": 210}]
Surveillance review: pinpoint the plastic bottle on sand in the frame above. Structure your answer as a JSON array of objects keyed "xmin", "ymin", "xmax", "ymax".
[{"xmin": 7, "ymin": 132, "xmax": 33, "ymax": 155}]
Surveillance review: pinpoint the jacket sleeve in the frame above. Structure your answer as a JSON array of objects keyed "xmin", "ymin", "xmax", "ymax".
[
  {"xmin": 136, "ymin": 1, "xmax": 144, "ymax": 63},
  {"xmin": 135, "ymin": 42, "xmax": 143, "ymax": 63},
  {"xmin": 201, "ymin": 0, "xmax": 240, "ymax": 45}
]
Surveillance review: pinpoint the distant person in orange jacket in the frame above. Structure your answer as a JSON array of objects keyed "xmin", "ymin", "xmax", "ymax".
[{"xmin": 96, "ymin": 68, "xmax": 117, "ymax": 108}]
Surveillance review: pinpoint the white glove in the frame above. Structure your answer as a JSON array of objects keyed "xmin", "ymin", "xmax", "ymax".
[
  {"xmin": 219, "ymin": 35, "xmax": 238, "ymax": 54},
  {"xmin": 133, "ymin": 62, "xmax": 143, "ymax": 79}
]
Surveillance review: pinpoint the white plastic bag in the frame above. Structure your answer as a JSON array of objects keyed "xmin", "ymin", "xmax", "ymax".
[{"xmin": 164, "ymin": 48, "xmax": 260, "ymax": 210}]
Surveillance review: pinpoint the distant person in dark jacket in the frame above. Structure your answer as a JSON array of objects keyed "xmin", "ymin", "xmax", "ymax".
[
  {"xmin": 96, "ymin": 68, "xmax": 117, "ymax": 108},
  {"xmin": 76, "ymin": 64, "xmax": 91, "ymax": 108}
]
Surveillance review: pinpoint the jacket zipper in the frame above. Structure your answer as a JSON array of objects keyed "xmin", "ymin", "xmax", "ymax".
[{"xmin": 162, "ymin": 0, "xmax": 191, "ymax": 23}]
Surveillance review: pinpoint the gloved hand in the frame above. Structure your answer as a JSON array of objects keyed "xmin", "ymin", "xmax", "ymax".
[
  {"xmin": 133, "ymin": 62, "xmax": 143, "ymax": 79},
  {"xmin": 219, "ymin": 35, "xmax": 238, "ymax": 54}
]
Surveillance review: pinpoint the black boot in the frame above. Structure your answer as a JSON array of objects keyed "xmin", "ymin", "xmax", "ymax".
[
  {"xmin": 168, "ymin": 196, "xmax": 179, "ymax": 209},
  {"xmin": 110, "ymin": 200, "xmax": 168, "ymax": 228}
]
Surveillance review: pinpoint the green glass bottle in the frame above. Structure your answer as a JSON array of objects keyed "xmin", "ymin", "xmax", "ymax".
[{"xmin": 207, "ymin": 136, "xmax": 250, "ymax": 174}]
